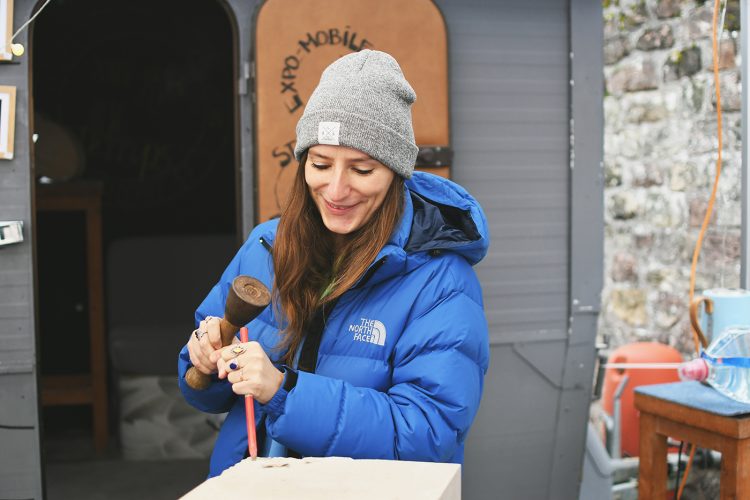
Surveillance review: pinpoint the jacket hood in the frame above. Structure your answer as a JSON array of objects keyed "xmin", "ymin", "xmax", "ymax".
[
  {"xmin": 357, "ymin": 171, "xmax": 489, "ymax": 288},
  {"xmin": 400, "ymin": 171, "xmax": 489, "ymax": 265}
]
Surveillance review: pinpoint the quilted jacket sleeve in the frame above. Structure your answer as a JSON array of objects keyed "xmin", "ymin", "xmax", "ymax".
[
  {"xmin": 177, "ymin": 224, "xmax": 275, "ymax": 414},
  {"xmin": 263, "ymin": 285, "xmax": 489, "ymax": 461},
  {"xmin": 177, "ymin": 247, "xmax": 242, "ymax": 414}
]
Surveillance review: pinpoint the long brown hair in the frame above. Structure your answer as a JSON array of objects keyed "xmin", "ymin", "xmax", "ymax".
[{"xmin": 273, "ymin": 152, "xmax": 405, "ymax": 364}]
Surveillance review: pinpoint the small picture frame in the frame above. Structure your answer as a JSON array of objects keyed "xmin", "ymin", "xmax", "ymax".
[
  {"xmin": 0, "ymin": 85, "xmax": 16, "ymax": 159},
  {"xmin": 0, "ymin": 0, "xmax": 12, "ymax": 61}
]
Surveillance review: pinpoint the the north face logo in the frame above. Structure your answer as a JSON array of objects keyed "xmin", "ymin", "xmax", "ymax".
[
  {"xmin": 349, "ymin": 318, "xmax": 386, "ymax": 346},
  {"xmin": 318, "ymin": 121, "xmax": 340, "ymax": 145}
]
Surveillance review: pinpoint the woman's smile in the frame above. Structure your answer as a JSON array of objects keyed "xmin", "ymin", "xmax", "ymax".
[
  {"xmin": 306, "ymin": 145, "xmax": 395, "ymax": 237},
  {"xmin": 323, "ymin": 199, "xmax": 359, "ymax": 213}
]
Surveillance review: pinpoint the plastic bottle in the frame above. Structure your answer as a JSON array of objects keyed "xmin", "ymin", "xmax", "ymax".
[{"xmin": 678, "ymin": 325, "xmax": 750, "ymax": 404}]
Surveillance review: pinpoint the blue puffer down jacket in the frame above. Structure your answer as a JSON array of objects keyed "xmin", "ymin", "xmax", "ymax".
[{"xmin": 178, "ymin": 171, "xmax": 490, "ymax": 477}]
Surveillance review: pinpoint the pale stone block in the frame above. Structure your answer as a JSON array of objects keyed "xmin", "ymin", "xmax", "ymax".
[
  {"xmin": 711, "ymin": 71, "xmax": 741, "ymax": 112},
  {"xmin": 669, "ymin": 163, "xmax": 692, "ymax": 192},
  {"xmin": 182, "ymin": 457, "xmax": 461, "ymax": 500},
  {"xmin": 608, "ymin": 191, "xmax": 641, "ymax": 220},
  {"xmin": 612, "ymin": 252, "xmax": 638, "ymax": 282},
  {"xmin": 680, "ymin": 77, "xmax": 706, "ymax": 114},
  {"xmin": 697, "ymin": 37, "xmax": 736, "ymax": 72},
  {"xmin": 631, "ymin": 162, "xmax": 664, "ymax": 187},
  {"xmin": 645, "ymin": 191, "xmax": 686, "ymax": 228},
  {"xmin": 655, "ymin": 0, "xmax": 681, "ymax": 19},
  {"xmin": 687, "ymin": 7, "xmax": 714, "ymax": 39},
  {"xmin": 607, "ymin": 58, "xmax": 660, "ymax": 95},
  {"xmin": 636, "ymin": 24, "xmax": 674, "ymax": 51},
  {"xmin": 609, "ymin": 289, "xmax": 648, "ymax": 326},
  {"xmin": 719, "ymin": 39, "xmax": 737, "ymax": 70},
  {"xmin": 605, "ymin": 159, "xmax": 623, "ymax": 188},
  {"xmin": 645, "ymin": 267, "xmax": 680, "ymax": 291},
  {"xmin": 664, "ymin": 47, "xmax": 701, "ymax": 82},
  {"xmin": 605, "ymin": 35, "xmax": 631, "ymax": 65},
  {"xmin": 651, "ymin": 230, "xmax": 690, "ymax": 264},
  {"xmin": 653, "ymin": 292, "xmax": 683, "ymax": 329}
]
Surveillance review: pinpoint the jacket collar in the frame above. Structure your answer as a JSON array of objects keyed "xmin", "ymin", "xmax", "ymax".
[{"xmin": 356, "ymin": 172, "xmax": 489, "ymax": 288}]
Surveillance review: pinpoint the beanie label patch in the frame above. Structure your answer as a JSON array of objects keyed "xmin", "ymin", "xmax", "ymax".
[{"xmin": 318, "ymin": 122, "xmax": 341, "ymax": 146}]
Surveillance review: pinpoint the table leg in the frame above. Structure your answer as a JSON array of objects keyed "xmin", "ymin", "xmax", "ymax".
[
  {"xmin": 720, "ymin": 437, "xmax": 750, "ymax": 500},
  {"xmin": 639, "ymin": 412, "xmax": 667, "ymax": 500},
  {"xmin": 87, "ymin": 204, "xmax": 108, "ymax": 454}
]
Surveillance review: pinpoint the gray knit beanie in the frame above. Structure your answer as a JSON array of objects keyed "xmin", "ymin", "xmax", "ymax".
[{"xmin": 294, "ymin": 50, "xmax": 418, "ymax": 179}]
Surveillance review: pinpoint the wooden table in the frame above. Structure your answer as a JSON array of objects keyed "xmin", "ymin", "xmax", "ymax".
[
  {"xmin": 635, "ymin": 382, "xmax": 750, "ymax": 500},
  {"xmin": 36, "ymin": 181, "xmax": 108, "ymax": 453}
]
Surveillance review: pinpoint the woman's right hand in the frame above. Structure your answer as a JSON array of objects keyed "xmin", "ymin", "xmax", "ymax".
[{"xmin": 186, "ymin": 316, "xmax": 224, "ymax": 375}]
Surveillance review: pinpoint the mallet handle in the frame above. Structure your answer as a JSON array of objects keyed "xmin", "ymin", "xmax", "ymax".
[
  {"xmin": 184, "ymin": 318, "xmax": 240, "ymax": 390},
  {"xmin": 184, "ymin": 276, "xmax": 271, "ymax": 391}
]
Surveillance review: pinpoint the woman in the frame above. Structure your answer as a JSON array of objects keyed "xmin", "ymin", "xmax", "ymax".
[{"xmin": 178, "ymin": 49, "xmax": 490, "ymax": 477}]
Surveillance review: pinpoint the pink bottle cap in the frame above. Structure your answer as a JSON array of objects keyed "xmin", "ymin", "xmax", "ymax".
[{"xmin": 678, "ymin": 358, "xmax": 709, "ymax": 381}]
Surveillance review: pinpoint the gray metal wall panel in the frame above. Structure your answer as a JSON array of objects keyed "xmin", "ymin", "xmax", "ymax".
[
  {"xmin": 551, "ymin": 1, "xmax": 604, "ymax": 498},
  {"xmin": 0, "ymin": 374, "xmax": 41, "ymax": 498},
  {"xmin": 463, "ymin": 343, "xmax": 564, "ymax": 499},
  {"xmin": 434, "ymin": 1, "xmax": 602, "ymax": 499},
  {"xmin": 437, "ymin": 0, "xmax": 571, "ymax": 353},
  {"xmin": 0, "ymin": 1, "xmax": 43, "ymax": 497},
  {"xmin": 227, "ymin": 0, "xmax": 262, "ymax": 238}
]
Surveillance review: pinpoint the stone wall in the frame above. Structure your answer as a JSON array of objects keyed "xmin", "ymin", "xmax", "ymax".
[{"xmin": 601, "ymin": 0, "xmax": 742, "ymax": 355}]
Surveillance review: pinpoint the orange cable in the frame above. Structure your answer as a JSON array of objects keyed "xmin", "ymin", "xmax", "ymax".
[
  {"xmin": 678, "ymin": 0, "xmax": 724, "ymax": 497},
  {"xmin": 677, "ymin": 444, "xmax": 697, "ymax": 498},
  {"xmin": 687, "ymin": 0, "xmax": 723, "ymax": 354}
]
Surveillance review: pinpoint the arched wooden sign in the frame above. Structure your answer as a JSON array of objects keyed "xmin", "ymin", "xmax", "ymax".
[{"xmin": 253, "ymin": 0, "xmax": 449, "ymax": 222}]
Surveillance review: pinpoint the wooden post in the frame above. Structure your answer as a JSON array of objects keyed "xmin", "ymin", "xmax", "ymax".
[
  {"xmin": 638, "ymin": 412, "xmax": 667, "ymax": 500},
  {"xmin": 721, "ymin": 436, "xmax": 750, "ymax": 500},
  {"xmin": 37, "ymin": 182, "xmax": 108, "ymax": 454},
  {"xmin": 86, "ymin": 192, "xmax": 108, "ymax": 453}
]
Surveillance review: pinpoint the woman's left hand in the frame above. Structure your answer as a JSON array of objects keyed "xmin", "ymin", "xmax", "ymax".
[{"xmin": 211, "ymin": 342, "xmax": 284, "ymax": 404}]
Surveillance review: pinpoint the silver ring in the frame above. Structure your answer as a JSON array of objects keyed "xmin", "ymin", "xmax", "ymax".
[{"xmin": 193, "ymin": 329, "xmax": 207, "ymax": 341}]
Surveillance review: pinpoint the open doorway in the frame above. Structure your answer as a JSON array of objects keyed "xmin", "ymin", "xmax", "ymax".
[{"xmin": 32, "ymin": 0, "xmax": 238, "ymax": 496}]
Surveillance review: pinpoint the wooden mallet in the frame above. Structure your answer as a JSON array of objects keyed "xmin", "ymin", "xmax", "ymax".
[{"xmin": 184, "ymin": 275, "xmax": 271, "ymax": 391}]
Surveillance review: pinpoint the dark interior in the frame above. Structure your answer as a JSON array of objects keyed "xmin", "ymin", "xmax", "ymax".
[{"xmin": 32, "ymin": 0, "xmax": 236, "ymax": 437}]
